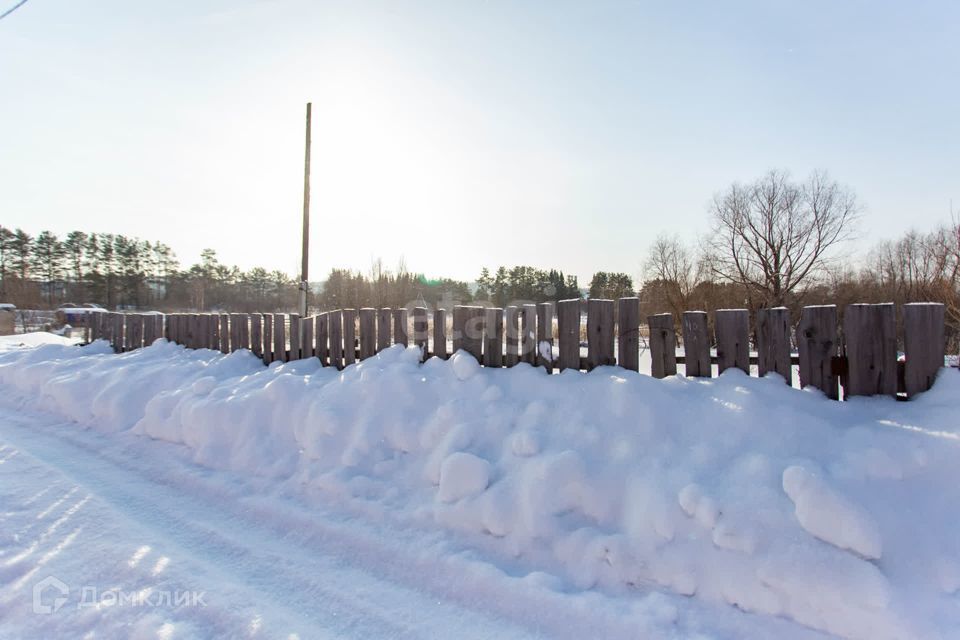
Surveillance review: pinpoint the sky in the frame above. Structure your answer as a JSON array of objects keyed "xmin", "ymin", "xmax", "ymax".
[{"xmin": 1, "ymin": 0, "xmax": 958, "ymax": 284}]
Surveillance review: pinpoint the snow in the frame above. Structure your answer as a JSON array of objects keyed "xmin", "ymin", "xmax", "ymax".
[
  {"xmin": 0, "ymin": 338, "xmax": 958, "ymax": 639},
  {"xmin": 0, "ymin": 332, "xmax": 80, "ymax": 351}
]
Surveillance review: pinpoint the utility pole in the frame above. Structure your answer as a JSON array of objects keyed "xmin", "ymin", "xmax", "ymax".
[{"xmin": 299, "ymin": 102, "xmax": 312, "ymax": 318}]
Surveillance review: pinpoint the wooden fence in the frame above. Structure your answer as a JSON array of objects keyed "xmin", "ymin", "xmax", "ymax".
[{"xmin": 87, "ymin": 300, "xmax": 950, "ymax": 400}]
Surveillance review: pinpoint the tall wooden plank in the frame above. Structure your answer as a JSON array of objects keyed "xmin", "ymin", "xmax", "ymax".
[
  {"xmin": 250, "ymin": 313, "xmax": 263, "ymax": 358},
  {"xmin": 219, "ymin": 314, "xmax": 230, "ymax": 353},
  {"xmin": 90, "ymin": 311, "xmax": 102, "ymax": 342},
  {"xmin": 142, "ymin": 314, "xmax": 154, "ymax": 346},
  {"xmin": 483, "ymin": 307, "xmax": 504, "ymax": 367},
  {"xmin": 197, "ymin": 314, "xmax": 209, "ymax": 349},
  {"xmin": 557, "ymin": 299, "xmax": 581, "ymax": 372},
  {"xmin": 452, "ymin": 305, "xmax": 484, "ymax": 361},
  {"xmin": 648, "ymin": 313, "xmax": 677, "ymax": 378},
  {"xmin": 302, "ymin": 315, "xmax": 315, "ymax": 359},
  {"xmin": 393, "ymin": 308, "xmax": 409, "ymax": 346},
  {"xmin": 315, "ymin": 313, "xmax": 329, "ymax": 366},
  {"xmin": 537, "ymin": 302, "xmax": 554, "ymax": 373},
  {"xmin": 187, "ymin": 314, "xmax": 200, "ymax": 350},
  {"xmin": 433, "ymin": 308, "xmax": 447, "ymax": 360},
  {"xmin": 903, "ymin": 302, "xmax": 945, "ymax": 397},
  {"xmin": 359, "ymin": 308, "xmax": 377, "ymax": 360},
  {"xmin": 521, "ymin": 304, "xmax": 537, "ymax": 365},
  {"xmin": 262, "ymin": 314, "xmax": 273, "ymax": 363},
  {"xmin": 681, "ymin": 311, "xmax": 711, "ymax": 377},
  {"xmin": 715, "ymin": 309, "xmax": 750, "ymax": 375},
  {"xmin": 413, "ymin": 307, "xmax": 429, "ymax": 362},
  {"xmin": 617, "ymin": 297, "xmax": 640, "ymax": 372},
  {"xmin": 843, "ymin": 303, "xmax": 897, "ymax": 397},
  {"xmin": 587, "ymin": 299, "xmax": 615, "ymax": 370},
  {"xmin": 208, "ymin": 314, "xmax": 219, "ymax": 350},
  {"xmin": 114, "ymin": 313, "xmax": 125, "ymax": 352},
  {"xmin": 505, "ymin": 306, "xmax": 520, "ymax": 367},
  {"xmin": 377, "ymin": 308, "xmax": 392, "ymax": 352},
  {"xmin": 162, "ymin": 313, "xmax": 173, "ymax": 343},
  {"xmin": 328, "ymin": 310, "xmax": 343, "ymax": 369},
  {"xmin": 125, "ymin": 314, "xmax": 140, "ymax": 351},
  {"xmin": 273, "ymin": 313, "xmax": 287, "ymax": 362},
  {"xmin": 288, "ymin": 314, "xmax": 301, "ymax": 360},
  {"xmin": 797, "ymin": 305, "xmax": 839, "ymax": 399},
  {"xmin": 342, "ymin": 309, "xmax": 356, "ymax": 365},
  {"xmin": 757, "ymin": 307, "xmax": 792, "ymax": 384}
]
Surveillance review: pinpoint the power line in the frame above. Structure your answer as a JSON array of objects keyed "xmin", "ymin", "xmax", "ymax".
[{"xmin": 0, "ymin": 0, "xmax": 30, "ymax": 22}]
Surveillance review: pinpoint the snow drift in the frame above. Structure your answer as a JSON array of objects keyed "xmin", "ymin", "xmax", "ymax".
[{"xmin": 1, "ymin": 338, "xmax": 958, "ymax": 639}]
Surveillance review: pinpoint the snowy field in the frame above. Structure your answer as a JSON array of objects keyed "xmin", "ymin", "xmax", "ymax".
[{"xmin": 0, "ymin": 336, "xmax": 958, "ymax": 639}]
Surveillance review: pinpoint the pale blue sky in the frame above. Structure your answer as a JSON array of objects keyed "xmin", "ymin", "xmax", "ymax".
[{"xmin": 1, "ymin": 0, "xmax": 957, "ymax": 283}]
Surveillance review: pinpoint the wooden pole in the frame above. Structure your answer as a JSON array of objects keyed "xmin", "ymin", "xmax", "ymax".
[{"xmin": 298, "ymin": 102, "xmax": 312, "ymax": 318}]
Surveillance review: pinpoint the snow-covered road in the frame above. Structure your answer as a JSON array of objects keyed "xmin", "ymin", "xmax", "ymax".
[{"xmin": 0, "ymin": 404, "xmax": 822, "ymax": 639}]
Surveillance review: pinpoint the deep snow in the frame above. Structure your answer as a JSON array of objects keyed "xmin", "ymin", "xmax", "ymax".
[{"xmin": 1, "ymin": 337, "xmax": 958, "ymax": 639}]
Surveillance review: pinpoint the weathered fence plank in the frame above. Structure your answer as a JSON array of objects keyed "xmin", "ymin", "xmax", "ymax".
[
  {"xmin": 521, "ymin": 304, "xmax": 537, "ymax": 365},
  {"xmin": 484, "ymin": 307, "xmax": 504, "ymax": 367},
  {"xmin": 126, "ymin": 314, "xmax": 143, "ymax": 351},
  {"xmin": 587, "ymin": 299, "xmax": 615, "ymax": 370},
  {"xmin": 378, "ymin": 308, "xmax": 391, "ymax": 352},
  {"xmin": 394, "ymin": 308, "xmax": 409, "ymax": 346},
  {"xmin": 681, "ymin": 311, "xmax": 710, "ymax": 377},
  {"xmin": 208, "ymin": 314, "xmax": 220, "ymax": 350},
  {"xmin": 238, "ymin": 314, "xmax": 250, "ymax": 352},
  {"xmin": 262, "ymin": 313, "xmax": 273, "ymax": 364},
  {"xmin": 617, "ymin": 297, "xmax": 640, "ymax": 372},
  {"xmin": 843, "ymin": 303, "xmax": 897, "ymax": 397},
  {"xmin": 505, "ymin": 306, "xmax": 520, "ymax": 367},
  {"xmin": 315, "ymin": 313, "xmax": 328, "ymax": 366},
  {"xmin": 433, "ymin": 308, "xmax": 447, "ymax": 360},
  {"xmin": 796, "ymin": 305, "xmax": 839, "ymax": 399},
  {"xmin": 715, "ymin": 309, "xmax": 749, "ymax": 375},
  {"xmin": 250, "ymin": 313, "xmax": 263, "ymax": 358},
  {"xmin": 343, "ymin": 309, "xmax": 356, "ymax": 365},
  {"xmin": 557, "ymin": 299, "xmax": 580, "ymax": 372},
  {"xmin": 757, "ymin": 307, "xmax": 792, "ymax": 384},
  {"xmin": 302, "ymin": 315, "xmax": 315, "ymax": 359},
  {"xmin": 413, "ymin": 307, "xmax": 428, "ymax": 362},
  {"xmin": 328, "ymin": 310, "xmax": 343, "ymax": 369},
  {"xmin": 648, "ymin": 313, "xmax": 676, "ymax": 379},
  {"xmin": 359, "ymin": 308, "xmax": 377, "ymax": 360},
  {"xmin": 142, "ymin": 314, "xmax": 155, "ymax": 346},
  {"xmin": 273, "ymin": 313, "xmax": 286, "ymax": 362},
  {"xmin": 903, "ymin": 302, "xmax": 945, "ymax": 397},
  {"xmin": 219, "ymin": 314, "xmax": 230, "ymax": 353},
  {"xmin": 453, "ymin": 306, "xmax": 484, "ymax": 361},
  {"xmin": 200, "ymin": 314, "xmax": 212, "ymax": 349},
  {"xmin": 537, "ymin": 302, "xmax": 554, "ymax": 373},
  {"xmin": 288, "ymin": 314, "xmax": 301, "ymax": 360}
]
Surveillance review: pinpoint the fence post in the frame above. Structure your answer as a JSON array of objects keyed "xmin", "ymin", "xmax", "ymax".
[
  {"xmin": 343, "ymin": 309, "xmax": 356, "ymax": 365},
  {"xmin": 262, "ymin": 313, "xmax": 273, "ymax": 364},
  {"xmin": 537, "ymin": 302, "xmax": 554, "ymax": 373},
  {"xmin": 484, "ymin": 307, "xmax": 504, "ymax": 367},
  {"xmin": 587, "ymin": 299, "xmax": 615, "ymax": 370},
  {"xmin": 413, "ymin": 307, "xmax": 429, "ymax": 362},
  {"xmin": 521, "ymin": 304, "xmax": 537, "ymax": 365},
  {"xmin": 315, "ymin": 313, "xmax": 329, "ymax": 366},
  {"xmin": 142, "ymin": 314, "xmax": 156, "ymax": 347},
  {"xmin": 188, "ymin": 314, "xmax": 202, "ymax": 350},
  {"xmin": 250, "ymin": 314, "xmax": 263, "ymax": 359},
  {"xmin": 557, "ymin": 299, "xmax": 580, "ymax": 372},
  {"xmin": 286, "ymin": 314, "xmax": 299, "ymax": 359},
  {"xmin": 903, "ymin": 302, "xmax": 945, "ymax": 397},
  {"xmin": 505, "ymin": 306, "xmax": 520, "ymax": 367},
  {"xmin": 273, "ymin": 313, "xmax": 287, "ymax": 362},
  {"xmin": 433, "ymin": 308, "xmax": 447, "ymax": 360},
  {"xmin": 359, "ymin": 308, "xmax": 377, "ymax": 360},
  {"xmin": 617, "ymin": 297, "xmax": 640, "ymax": 372},
  {"xmin": 648, "ymin": 313, "xmax": 676, "ymax": 378},
  {"xmin": 843, "ymin": 303, "xmax": 897, "ymax": 397},
  {"xmin": 218, "ymin": 314, "xmax": 228, "ymax": 353},
  {"xmin": 200, "ymin": 314, "xmax": 213, "ymax": 349},
  {"xmin": 796, "ymin": 305, "xmax": 838, "ymax": 399},
  {"xmin": 303, "ymin": 315, "xmax": 315, "ymax": 359},
  {"xmin": 452, "ymin": 306, "xmax": 484, "ymax": 361},
  {"xmin": 378, "ymin": 308, "xmax": 392, "ymax": 352},
  {"xmin": 757, "ymin": 307, "xmax": 792, "ymax": 384},
  {"xmin": 125, "ymin": 314, "xmax": 140, "ymax": 351},
  {"xmin": 328, "ymin": 310, "xmax": 343, "ymax": 369},
  {"xmin": 393, "ymin": 308, "xmax": 409, "ymax": 346},
  {"xmin": 715, "ymin": 309, "xmax": 749, "ymax": 375},
  {"xmin": 682, "ymin": 311, "xmax": 710, "ymax": 377}
]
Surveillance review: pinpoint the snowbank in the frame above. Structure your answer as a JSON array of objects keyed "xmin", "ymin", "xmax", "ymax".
[{"xmin": 1, "ymin": 339, "xmax": 958, "ymax": 639}]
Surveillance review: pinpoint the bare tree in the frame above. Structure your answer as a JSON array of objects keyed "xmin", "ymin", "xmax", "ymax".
[
  {"xmin": 643, "ymin": 234, "xmax": 702, "ymax": 317},
  {"xmin": 704, "ymin": 170, "xmax": 859, "ymax": 307}
]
